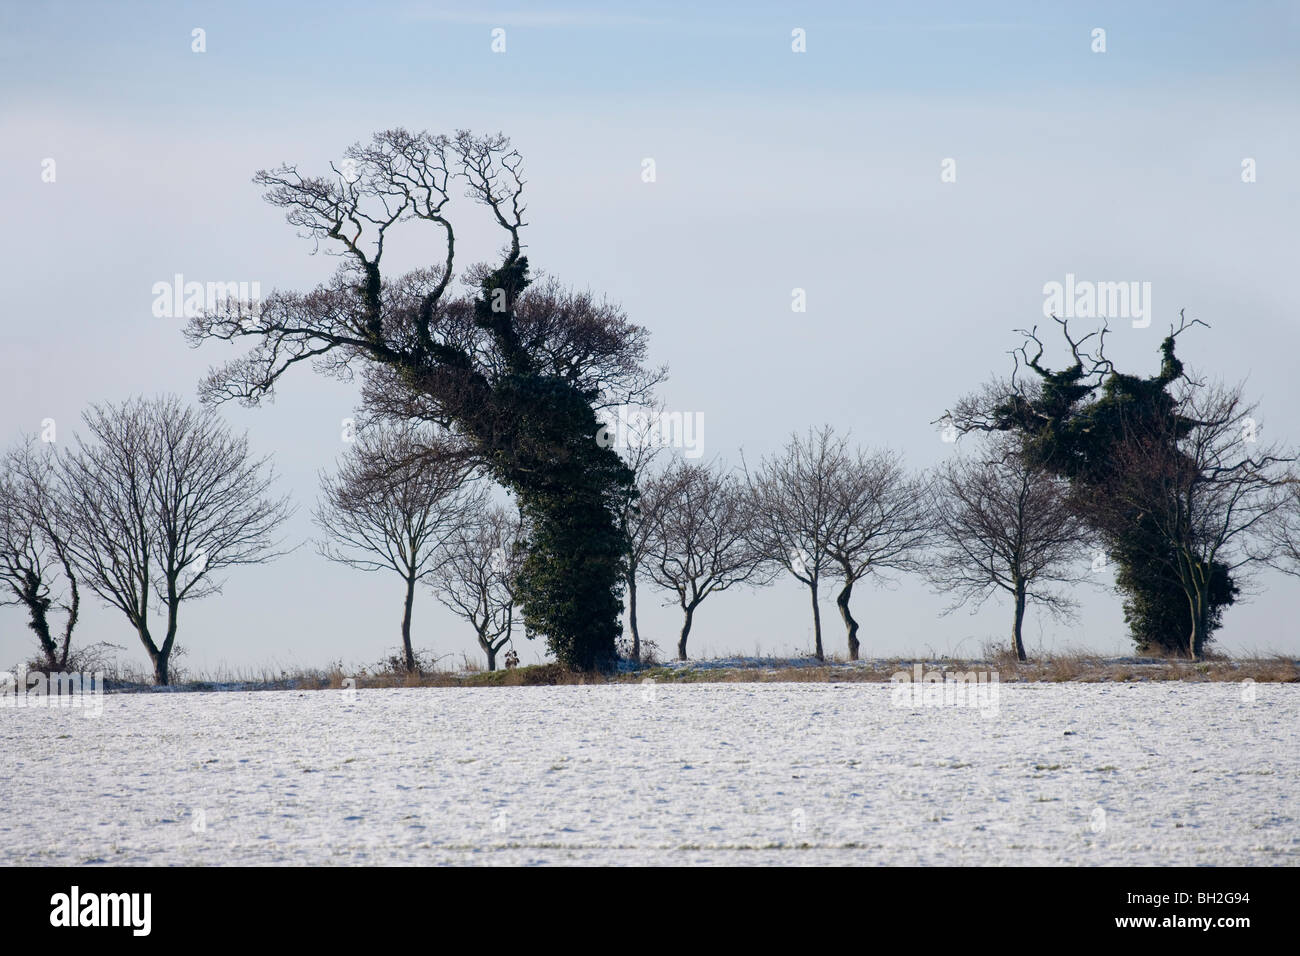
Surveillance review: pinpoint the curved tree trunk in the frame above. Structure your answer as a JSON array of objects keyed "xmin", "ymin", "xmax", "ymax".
[
  {"xmin": 1011, "ymin": 580, "xmax": 1027, "ymax": 662},
  {"xmin": 1179, "ymin": 560, "xmax": 1209, "ymax": 661},
  {"xmin": 677, "ymin": 604, "xmax": 696, "ymax": 661},
  {"xmin": 401, "ymin": 573, "xmax": 417, "ymax": 672},
  {"xmin": 627, "ymin": 574, "xmax": 640, "ymax": 663},
  {"xmin": 18, "ymin": 571, "xmax": 58, "ymax": 669},
  {"xmin": 835, "ymin": 578, "xmax": 860, "ymax": 661},
  {"xmin": 58, "ymin": 573, "xmax": 78, "ymax": 671},
  {"xmin": 56, "ymin": 546, "xmax": 79, "ymax": 671},
  {"xmin": 146, "ymin": 601, "xmax": 180, "ymax": 686},
  {"xmin": 141, "ymin": 623, "xmax": 171, "ymax": 686},
  {"xmin": 809, "ymin": 578, "xmax": 823, "ymax": 661},
  {"xmin": 1189, "ymin": 588, "xmax": 1208, "ymax": 661}
]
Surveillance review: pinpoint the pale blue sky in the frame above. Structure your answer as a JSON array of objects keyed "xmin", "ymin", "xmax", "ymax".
[{"xmin": 2, "ymin": 1, "xmax": 1298, "ymax": 672}]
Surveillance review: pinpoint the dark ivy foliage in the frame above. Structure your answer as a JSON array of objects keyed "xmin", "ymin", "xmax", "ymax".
[
  {"xmin": 463, "ymin": 257, "xmax": 631, "ymax": 670},
  {"xmin": 186, "ymin": 131, "xmax": 661, "ymax": 672},
  {"xmin": 980, "ymin": 329, "xmax": 1234, "ymax": 655}
]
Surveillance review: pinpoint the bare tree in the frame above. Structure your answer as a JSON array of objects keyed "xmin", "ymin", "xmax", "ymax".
[
  {"xmin": 430, "ymin": 502, "xmax": 525, "ymax": 671},
  {"xmin": 1268, "ymin": 481, "xmax": 1300, "ymax": 579},
  {"xmin": 0, "ymin": 439, "xmax": 79, "ymax": 670},
  {"xmin": 315, "ymin": 424, "xmax": 482, "ymax": 673},
  {"xmin": 1092, "ymin": 380, "xmax": 1293, "ymax": 659},
  {"xmin": 610, "ymin": 401, "xmax": 667, "ymax": 663},
  {"xmin": 645, "ymin": 461, "xmax": 768, "ymax": 660},
  {"xmin": 823, "ymin": 447, "xmax": 933, "ymax": 661},
  {"xmin": 743, "ymin": 427, "xmax": 845, "ymax": 661},
  {"xmin": 928, "ymin": 437, "xmax": 1091, "ymax": 661},
  {"xmin": 57, "ymin": 396, "xmax": 293, "ymax": 685}
]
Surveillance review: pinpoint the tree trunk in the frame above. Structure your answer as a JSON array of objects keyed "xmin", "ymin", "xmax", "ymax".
[
  {"xmin": 510, "ymin": 460, "xmax": 622, "ymax": 672},
  {"xmin": 20, "ymin": 572, "xmax": 58, "ymax": 669},
  {"xmin": 835, "ymin": 578, "xmax": 859, "ymax": 661},
  {"xmin": 1188, "ymin": 587, "xmax": 1208, "ymax": 661},
  {"xmin": 152, "ymin": 601, "xmax": 180, "ymax": 686},
  {"xmin": 1011, "ymin": 581, "xmax": 1027, "ymax": 662},
  {"xmin": 677, "ymin": 605, "xmax": 695, "ymax": 660},
  {"xmin": 141, "ymin": 624, "xmax": 171, "ymax": 686},
  {"xmin": 401, "ymin": 574, "xmax": 417, "ymax": 672},
  {"xmin": 1179, "ymin": 561, "xmax": 1209, "ymax": 661},
  {"xmin": 483, "ymin": 638, "xmax": 497, "ymax": 672},
  {"xmin": 627, "ymin": 573, "xmax": 640, "ymax": 663},
  {"xmin": 809, "ymin": 577, "xmax": 823, "ymax": 661},
  {"xmin": 56, "ymin": 547, "xmax": 79, "ymax": 671},
  {"xmin": 152, "ymin": 650, "xmax": 170, "ymax": 686}
]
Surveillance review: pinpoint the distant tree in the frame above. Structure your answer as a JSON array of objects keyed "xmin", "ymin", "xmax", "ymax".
[
  {"xmin": 928, "ymin": 436, "xmax": 1091, "ymax": 661},
  {"xmin": 57, "ymin": 396, "xmax": 292, "ymax": 685},
  {"xmin": 744, "ymin": 427, "xmax": 845, "ymax": 661},
  {"xmin": 430, "ymin": 502, "xmax": 525, "ymax": 671},
  {"xmin": 610, "ymin": 402, "xmax": 667, "ymax": 663},
  {"xmin": 943, "ymin": 313, "xmax": 1242, "ymax": 654},
  {"xmin": 1086, "ymin": 381, "xmax": 1292, "ymax": 659},
  {"xmin": 823, "ymin": 446, "xmax": 933, "ymax": 660},
  {"xmin": 186, "ymin": 129, "xmax": 665, "ymax": 671},
  {"xmin": 0, "ymin": 440, "xmax": 79, "ymax": 671},
  {"xmin": 1268, "ymin": 481, "xmax": 1300, "ymax": 579},
  {"xmin": 315, "ymin": 424, "xmax": 481, "ymax": 673},
  {"xmin": 645, "ymin": 461, "xmax": 768, "ymax": 660}
]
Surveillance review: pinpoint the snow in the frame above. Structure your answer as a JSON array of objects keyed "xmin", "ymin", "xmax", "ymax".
[{"xmin": 2, "ymin": 682, "xmax": 1295, "ymax": 865}]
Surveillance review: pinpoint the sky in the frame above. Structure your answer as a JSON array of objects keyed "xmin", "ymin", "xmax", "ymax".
[{"xmin": 1, "ymin": 0, "xmax": 1298, "ymax": 674}]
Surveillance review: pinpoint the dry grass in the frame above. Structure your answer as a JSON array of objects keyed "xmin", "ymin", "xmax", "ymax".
[{"xmin": 42, "ymin": 650, "xmax": 1299, "ymax": 693}]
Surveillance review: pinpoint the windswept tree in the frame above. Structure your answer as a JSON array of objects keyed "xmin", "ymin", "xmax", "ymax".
[
  {"xmin": 744, "ymin": 427, "xmax": 845, "ymax": 661},
  {"xmin": 1089, "ymin": 381, "xmax": 1292, "ymax": 658},
  {"xmin": 187, "ymin": 129, "xmax": 663, "ymax": 671},
  {"xmin": 944, "ymin": 312, "xmax": 1241, "ymax": 655},
  {"xmin": 645, "ymin": 461, "xmax": 768, "ymax": 660},
  {"xmin": 928, "ymin": 436, "xmax": 1091, "ymax": 661},
  {"xmin": 430, "ymin": 502, "xmax": 525, "ymax": 671},
  {"xmin": 315, "ymin": 424, "xmax": 482, "ymax": 673},
  {"xmin": 823, "ymin": 447, "xmax": 933, "ymax": 660},
  {"xmin": 57, "ymin": 396, "xmax": 292, "ymax": 685},
  {"xmin": 0, "ymin": 440, "xmax": 79, "ymax": 671}
]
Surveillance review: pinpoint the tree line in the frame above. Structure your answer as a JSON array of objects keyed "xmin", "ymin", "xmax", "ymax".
[
  {"xmin": 1, "ymin": 397, "xmax": 290, "ymax": 684},
  {"xmin": 8, "ymin": 381, "xmax": 1300, "ymax": 681},
  {"xmin": 6, "ymin": 128, "xmax": 1300, "ymax": 680}
]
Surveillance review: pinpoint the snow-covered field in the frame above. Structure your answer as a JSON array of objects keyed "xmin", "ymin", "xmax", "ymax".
[{"xmin": 3, "ymin": 682, "xmax": 1296, "ymax": 865}]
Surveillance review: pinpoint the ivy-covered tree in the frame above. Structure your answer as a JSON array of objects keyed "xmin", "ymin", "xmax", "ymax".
[
  {"xmin": 187, "ymin": 130, "xmax": 662, "ymax": 670},
  {"xmin": 1091, "ymin": 381, "xmax": 1291, "ymax": 659},
  {"xmin": 0, "ymin": 439, "xmax": 80, "ymax": 671},
  {"xmin": 943, "ymin": 313, "xmax": 1238, "ymax": 656}
]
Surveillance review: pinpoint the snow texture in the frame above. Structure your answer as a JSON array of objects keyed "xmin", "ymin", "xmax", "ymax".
[{"xmin": 2, "ymin": 682, "xmax": 1295, "ymax": 865}]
